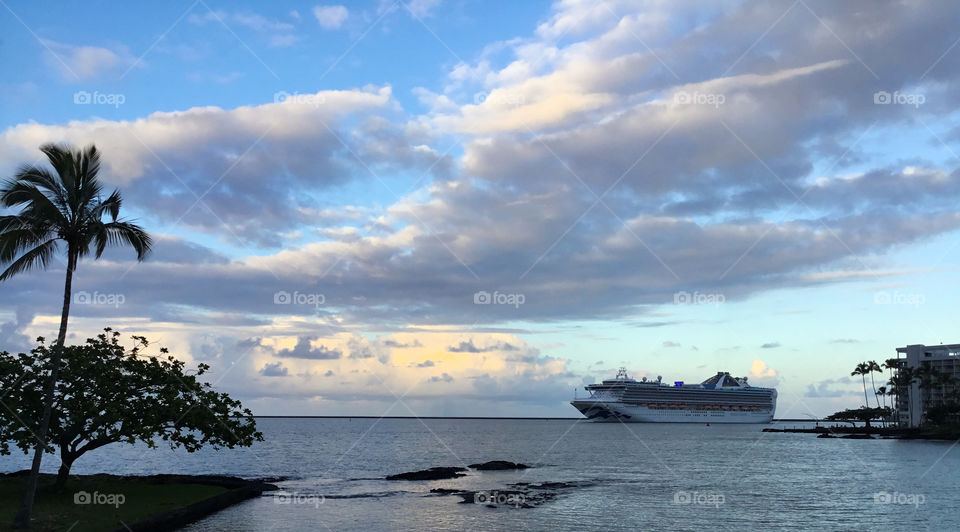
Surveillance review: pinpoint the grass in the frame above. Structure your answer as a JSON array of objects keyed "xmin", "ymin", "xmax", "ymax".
[{"xmin": 0, "ymin": 475, "xmax": 227, "ymax": 532}]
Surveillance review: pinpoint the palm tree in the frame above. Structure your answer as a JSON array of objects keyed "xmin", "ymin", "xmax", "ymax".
[
  {"xmin": 882, "ymin": 359, "xmax": 899, "ymax": 399},
  {"xmin": 1, "ymin": 144, "xmax": 152, "ymax": 528},
  {"xmin": 866, "ymin": 360, "xmax": 883, "ymax": 409},
  {"xmin": 851, "ymin": 362, "xmax": 870, "ymax": 407},
  {"xmin": 876, "ymin": 386, "xmax": 888, "ymax": 427}
]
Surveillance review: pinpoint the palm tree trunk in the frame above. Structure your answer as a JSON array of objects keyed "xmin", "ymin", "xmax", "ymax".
[
  {"xmin": 12, "ymin": 251, "xmax": 74, "ymax": 529},
  {"xmin": 861, "ymin": 374, "xmax": 869, "ymax": 406},
  {"xmin": 870, "ymin": 373, "xmax": 880, "ymax": 408}
]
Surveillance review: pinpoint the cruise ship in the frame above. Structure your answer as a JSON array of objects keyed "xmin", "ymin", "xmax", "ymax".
[{"xmin": 570, "ymin": 369, "xmax": 777, "ymax": 423}]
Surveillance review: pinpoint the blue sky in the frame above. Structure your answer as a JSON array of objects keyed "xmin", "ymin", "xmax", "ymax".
[{"xmin": 2, "ymin": 0, "xmax": 960, "ymax": 418}]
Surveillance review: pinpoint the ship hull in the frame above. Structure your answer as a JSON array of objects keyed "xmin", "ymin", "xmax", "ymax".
[{"xmin": 570, "ymin": 400, "xmax": 774, "ymax": 423}]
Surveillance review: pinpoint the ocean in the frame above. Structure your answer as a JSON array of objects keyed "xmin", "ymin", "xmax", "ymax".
[{"xmin": 2, "ymin": 418, "xmax": 957, "ymax": 531}]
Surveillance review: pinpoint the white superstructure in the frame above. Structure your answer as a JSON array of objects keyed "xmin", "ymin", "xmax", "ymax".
[
  {"xmin": 893, "ymin": 343, "xmax": 960, "ymax": 427},
  {"xmin": 571, "ymin": 369, "xmax": 777, "ymax": 423}
]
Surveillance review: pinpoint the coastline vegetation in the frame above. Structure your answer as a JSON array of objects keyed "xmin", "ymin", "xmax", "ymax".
[{"xmin": 814, "ymin": 359, "xmax": 960, "ymax": 438}]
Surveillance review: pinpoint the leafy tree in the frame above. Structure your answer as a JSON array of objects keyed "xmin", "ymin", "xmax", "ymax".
[
  {"xmin": 0, "ymin": 329, "xmax": 262, "ymax": 491},
  {"xmin": 0, "ymin": 144, "xmax": 151, "ymax": 527},
  {"xmin": 925, "ymin": 401, "xmax": 960, "ymax": 426},
  {"xmin": 826, "ymin": 406, "xmax": 892, "ymax": 428}
]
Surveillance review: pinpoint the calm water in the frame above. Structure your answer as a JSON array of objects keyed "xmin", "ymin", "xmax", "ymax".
[{"xmin": 3, "ymin": 418, "xmax": 958, "ymax": 531}]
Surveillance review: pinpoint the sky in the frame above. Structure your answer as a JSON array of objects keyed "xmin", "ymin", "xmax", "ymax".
[{"xmin": 1, "ymin": 0, "xmax": 959, "ymax": 418}]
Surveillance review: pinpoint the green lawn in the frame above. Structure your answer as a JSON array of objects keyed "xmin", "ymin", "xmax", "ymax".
[{"xmin": 0, "ymin": 475, "xmax": 227, "ymax": 532}]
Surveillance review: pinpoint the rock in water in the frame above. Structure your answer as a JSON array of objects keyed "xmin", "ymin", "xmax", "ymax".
[
  {"xmin": 468, "ymin": 461, "xmax": 530, "ymax": 471},
  {"xmin": 385, "ymin": 467, "xmax": 468, "ymax": 481}
]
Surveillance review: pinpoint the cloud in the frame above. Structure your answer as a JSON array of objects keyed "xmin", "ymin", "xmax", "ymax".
[
  {"xmin": 448, "ymin": 339, "xmax": 518, "ymax": 353},
  {"xmin": 406, "ymin": 0, "xmax": 442, "ymax": 18},
  {"xmin": 0, "ymin": 308, "xmax": 34, "ymax": 354},
  {"xmin": 38, "ymin": 39, "xmax": 136, "ymax": 81},
  {"xmin": 384, "ymin": 338, "xmax": 423, "ymax": 348},
  {"xmin": 313, "ymin": 5, "xmax": 348, "ymax": 29},
  {"xmin": 186, "ymin": 10, "xmax": 299, "ymax": 48},
  {"xmin": 188, "ymin": 10, "xmax": 294, "ymax": 32},
  {"xmin": 748, "ymin": 359, "xmax": 779, "ymax": 387},
  {"xmin": 428, "ymin": 372, "xmax": 454, "ymax": 383},
  {"xmin": 276, "ymin": 337, "xmax": 343, "ymax": 359},
  {"xmin": 260, "ymin": 362, "xmax": 289, "ymax": 377},
  {"xmin": 0, "ymin": 86, "xmax": 403, "ymax": 246},
  {"xmin": 805, "ymin": 377, "xmax": 855, "ymax": 398},
  {"xmin": 416, "ymin": 360, "xmax": 435, "ymax": 367},
  {"xmin": 760, "ymin": 342, "xmax": 781, "ymax": 349},
  {"xmin": 662, "ymin": 341, "xmax": 681, "ymax": 348}
]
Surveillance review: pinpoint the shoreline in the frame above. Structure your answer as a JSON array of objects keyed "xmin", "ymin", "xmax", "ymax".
[
  {"xmin": 762, "ymin": 426, "xmax": 960, "ymax": 440},
  {"xmin": 0, "ymin": 472, "xmax": 278, "ymax": 532}
]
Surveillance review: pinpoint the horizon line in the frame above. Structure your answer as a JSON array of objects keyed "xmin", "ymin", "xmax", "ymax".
[{"xmin": 251, "ymin": 416, "xmax": 820, "ymax": 421}]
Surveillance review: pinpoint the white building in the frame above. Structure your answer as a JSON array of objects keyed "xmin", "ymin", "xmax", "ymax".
[{"xmin": 894, "ymin": 344, "xmax": 960, "ymax": 427}]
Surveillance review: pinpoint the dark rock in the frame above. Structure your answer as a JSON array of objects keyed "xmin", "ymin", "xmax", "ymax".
[
  {"xmin": 468, "ymin": 461, "xmax": 530, "ymax": 471},
  {"xmin": 816, "ymin": 433, "xmax": 836, "ymax": 438},
  {"xmin": 840, "ymin": 433, "xmax": 874, "ymax": 439},
  {"xmin": 386, "ymin": 467, "xmax": 467, "ymax": 481}
]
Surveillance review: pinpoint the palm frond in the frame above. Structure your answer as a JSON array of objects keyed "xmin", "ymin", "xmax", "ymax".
[
  {"xmin": 0, "ymin": 182, "xmax": 69, "ymax": 226},
  {"xmin": 94, "ymin": 221, "xmax": 153, "ymax": 261},
  {"xmin": 39, "ymin": 144, "xmax": 77, "ymax": 198},
  {"xmin": 75, "ymin": 145, "xmax": 103, "ymax": 211},
  {"xmin": 90, "ymin": 189, "xmax": 122, "ymax": 222},
  {"xmin": 0, "ymin": 239, "xmax": 59, "ymax": 281},
  {"xmin": 0, "ymin": 227, "xmax": 56, "ymax": 263}
]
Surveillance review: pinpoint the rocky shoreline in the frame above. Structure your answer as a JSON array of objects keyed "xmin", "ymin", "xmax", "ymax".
[
  {"xmin": 1, "ymin": 471, "xmax": 279, "ymax": 531},
  {"xmin": 384, "ymin": 461, "xmax": 595, "ymax": 509},
  {"xmin": 386, "ymin": 461, "xmax": 530, "ymax": 480},
  {"xmin": 761, "ymin": 426, "xmax": 960, "ymax": 440}
]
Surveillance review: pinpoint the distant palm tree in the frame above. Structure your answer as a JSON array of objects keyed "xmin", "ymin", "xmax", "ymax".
[
  {"xmin": 1, "ymin": 144, "xmax": 152, "ymax": 528},
  {"xmin": 876, "ymin": 386, "xmax": 888, "ymax": 427},
  {"xmin": 882, "ymin": 359, "xmax": 899, "ymax": 400},
  {"xmin": 866, "ymin": 360, "xmax": 883, "ymax": 409},
  {"xmin": 851, "ymin": 362, "xmax": 870, "ymax": 407}
]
